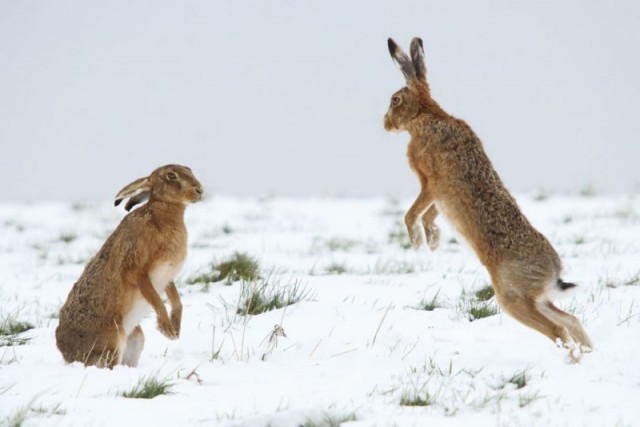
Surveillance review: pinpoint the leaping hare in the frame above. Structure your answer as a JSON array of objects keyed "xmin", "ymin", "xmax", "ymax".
[
  {"xmin": 384, "ymin": 37, "xmax": 592, "ymax": 356},
  {"xmin": 55, "ymin": 165, "xmax": 203, "ymax": 368}
]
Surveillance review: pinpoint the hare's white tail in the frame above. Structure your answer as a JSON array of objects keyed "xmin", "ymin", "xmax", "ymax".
[{"xmin": 546, "ymin": 278, "xmax": 579, "ymax": 302}]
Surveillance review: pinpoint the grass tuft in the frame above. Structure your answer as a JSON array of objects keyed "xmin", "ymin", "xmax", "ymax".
[
  {"xmin": 3, "ymin": 405, "xmax": 29, "ymax": 427},
  {"xmin": 467, "ymin": 301, "xmax": 498, "ymax": 321},
  {"xmin": 400, "ymin": 390, "xmax": 434, "ymax": 407},
  {"xmin": 237, "ymin": 275, "xmax": 313, "ymax": 316},
  {"xmin": 474, "ymin": 284, "xmax": 495, "ymax": 301},
  {"xmin": 507, "ymin": 371, "xmax": 527, "ymax": 389},
  {"xmin": 121, "ymin": 375, "xmax": 174, "ymax": 399},
  {"xmin": 324, "ymin": 238, "xmax": 358, "ymax": 252},
  {"xmin": 1, "ymin": 400, "xmax": 65, "ymax": 426},
  {"xmin": 0, "ymin": 315, "xmax": 34, "ymax": 347},
  {"xmin": 533, "ymin": 188, "xmax": 550, "ymax": 201},
  {"xmin": 624, "ymin": 272, "xmax": 640, "ymax": 287},
  {"xmin": 457, "ymin": 287, "xmax": 498, "ymax": 322},
  {"xmin": 59, "ymin": 232, "xmax": 77, "ymax": 244},
  {"xmin": 325, "ymin": 263, "xmax": 348, "ymax": 275},
  {"xmin": 416, "ymin": 290, "xmax": 442, "ymax": 311},
  {"xmin": 519, "ymin": 391, "xmax": 541, "ymax": 408},
  {"xmin": 187, "ymin": 252, "xmax": 260, "ymax": 286},
  {"xmin": 301, "ymin": 412, "xmax": 358, "ymax": 427}
]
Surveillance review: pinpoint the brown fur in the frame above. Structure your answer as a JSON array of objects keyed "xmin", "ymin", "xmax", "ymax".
[
  {"xmin": 384, "ymin": 38, "xmax": 592, "ymax": 356},
  {"xmin": 55, "ymin": 165, "xmax": 203, "ymax": 368}
]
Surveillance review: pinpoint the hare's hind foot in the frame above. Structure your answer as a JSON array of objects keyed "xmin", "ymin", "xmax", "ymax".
[
  {"xmin": 494, "ymin": 286, "xmax": 592, "ymax": 361},
  {"xmin": 557, "ymin": 337, "xmax": 593, "ymax": 364},
  {"xmin": 122, "ymin": 325, "xmax": 145, "ymax": 367},
  {"xmin": 540, "ymin": 300, "xmax": 593, "ymax": 350}
]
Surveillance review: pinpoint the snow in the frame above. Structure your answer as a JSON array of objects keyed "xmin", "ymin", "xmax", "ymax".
[{"xmin": 1, "ymin": 194, "xmax": 639, "ymax": 426}]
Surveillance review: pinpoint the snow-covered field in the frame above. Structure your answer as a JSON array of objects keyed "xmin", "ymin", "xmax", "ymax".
[{"xmin": 1, "ymin": 194, "xmax": 639, "ymax": 426}]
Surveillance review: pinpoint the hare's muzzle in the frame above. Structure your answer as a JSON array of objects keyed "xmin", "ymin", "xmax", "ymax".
[
  {"xmin": 191, "ymin": 185, "xmax": 204, "ymax": 202},
  {"xmin": 384, "ymin": 113, "xmax": 395, "ymax": 131}
]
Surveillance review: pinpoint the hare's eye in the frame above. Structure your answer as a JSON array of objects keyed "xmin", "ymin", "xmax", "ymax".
[
  {"xmin": 391, "ymin": 96, "xmax": 401, "ymax": 106},
  {"xmin": 167, "ymin": 172, "xmax": 177, "ymax": 180}
]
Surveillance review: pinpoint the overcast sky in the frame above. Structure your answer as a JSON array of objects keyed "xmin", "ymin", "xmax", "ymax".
[{"xmin": 1, "ymin": 0, "xmax": 639, "ymax": 202}]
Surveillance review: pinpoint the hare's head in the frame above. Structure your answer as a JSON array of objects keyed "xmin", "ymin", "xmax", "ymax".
[
  {"xmin": 384, "ymin": 37, "xmax": 432, "ymax": 132},
  {"xmin": 114, "ymin": 164, "xmax": 204, "ymax": 211}
]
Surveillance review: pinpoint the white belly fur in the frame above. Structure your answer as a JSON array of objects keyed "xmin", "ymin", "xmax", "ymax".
[{"xmin": 122, "ymin": 260, "xmax": 185, "ymax": 335}]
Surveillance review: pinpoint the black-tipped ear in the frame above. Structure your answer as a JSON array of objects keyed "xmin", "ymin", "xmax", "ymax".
[
  {"xmin": 388, "ymin": 38, "xmax": 416, "ymax": 82},
  {"xmin": 123, "ymin": 191, "xmax": 149, "ymax": 211},
  {"xmin": 114, "ymin": 176, "xmax": 151, "ymax": 211},
  {"xmin": 410, "ymin": 37, "xmax": 426, "ymax": 82}
]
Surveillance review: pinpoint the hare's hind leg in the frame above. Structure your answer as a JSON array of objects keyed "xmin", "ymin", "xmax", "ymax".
[
  {"xmin": 57, "ymin": 325, "xmax": 123, "ymax": 368},
  {"xmin": 540, "ymin": 301, "xmax": 592, "ymax": 350},
  {"xmin": 80, "ymin": 328, "xmax": 126, "ymax": 368},
  {"xmin": 494, "ymin": 286, "xmax": 573, "ymax": 345},
  {"xmin": 122, "ymin": 325, "xmax": 145, "ymax": 367}
]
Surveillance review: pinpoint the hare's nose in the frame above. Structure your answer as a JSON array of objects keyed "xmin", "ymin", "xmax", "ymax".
[{"xmin": 195, "ymin": 187, "xmax": 203, "ymax": 195}]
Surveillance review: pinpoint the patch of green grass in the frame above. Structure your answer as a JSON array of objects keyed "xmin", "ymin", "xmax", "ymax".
[
  {"xmin": 59, "ymin": 232, "xmax": 77, "ymax": 244},
  {"xmin": 572, "ymin": 235, "xmax": 586, "ymax": 245},
  {"xmin": 533, "ymin": 188, "xmax": 550, "ymax": 201},
  {"xmin": 325, "ymin": 263, "xmax": 347, "ymax": 275},
  {"xmin": 457, "ymin": 285, "xmax": 498, "ymax": 322},
  {"xmin": 301, "ymin": 412, "xmax": 358, "ymax": 427},
  {"xmin": 222, "ymin": 252, "xmax": 260, "ymax": 281},
  {"xmin": 507, "ymin": 371, "xmax": 527, "ymax": 389},
  {"xmin": 237, "ymin": 275, "xmax": 313, "ymax": 316},
  {"xmin": 474, "ymin": 284, "xmax": 495, "ymax": 301},
  {"xmin": 1, "ymin": 399, "xmax": 65, "ymax": 427},
  {"xmin": 0, "ymin": 315, "xmax": 34, "ymax": 347},
  {"xmin": 187, "ymin": 252, "xmax": 260, "ymax": 286},
  {"xmin": 518, "ymin": 391, "xmax": 541, "ymax": 408},
  {"xmin": 400, "ymin": 389, "xmax": 434, "ymax": 407},
  {"xmin": 30, "ymin": 403, "xmax": 66, "ymax": 416},
  {"xmin": 121, "ymin": 375, "xmax": 174, "ymax": 399},
  {"xmin": 416, "ymin": 291, "xmax": 442, "ymax": 311},
  {"xmin": 3, "ymin": 405, "xmax": 29, "ymax": 427},
  {"xmin": 467, "ymin": 301, "xmax": 498, "ymax": 321},
  {"xmin": 325, "ymin": 238, "xmax": 358, "ymax": 252},
  {"xmin": 624, "ymin": 272, "xmax": 640, "ymax": 287}
]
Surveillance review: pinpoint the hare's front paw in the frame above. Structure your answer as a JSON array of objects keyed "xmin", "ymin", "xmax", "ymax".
[
  {"xmin": 407, "ymin": 223, "xmax": 427, "ymax": 250},
  {"xmin": 170, "ymin": 310, "xmax": 182, "ymax": 338},
  {"xmin": 157, "ymin": 317, "xmax": 178, "ymax": 340},
  {"xmin": 424, "ymin": 223, "xmax": 440, "ymax": 251}
]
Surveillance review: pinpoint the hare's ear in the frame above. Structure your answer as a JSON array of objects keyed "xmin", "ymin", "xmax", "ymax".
[
  {"xmin": 114, "ymin": 176, "xmax": 151, "ymax": 211},
  {"xmin": 410, "ymin": 37, "xmax": 426, "ymax": 82},
  {"xmin": 388, "ymin": 38, "xmax": 415, "ymax": 82},
  {"xmin": 122, "ymin": 191, "xmax": 150, "ymax": 211}
]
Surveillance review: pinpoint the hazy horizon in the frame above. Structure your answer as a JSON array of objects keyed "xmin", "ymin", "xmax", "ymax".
[{"xmin": 2, "ymin": 0, "xmax": 639, "ymax": 202}]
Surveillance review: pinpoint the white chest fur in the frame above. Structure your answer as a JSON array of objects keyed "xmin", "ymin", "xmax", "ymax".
[{"xmin": 122, "ymin": 260, "xmax": 185, "ymax": 335}]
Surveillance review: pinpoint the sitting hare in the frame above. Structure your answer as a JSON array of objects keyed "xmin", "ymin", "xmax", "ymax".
[
  {"xmin": 384, "ymin": 37, "xmax": 592, "ymax": 356},
  {"xmin": 55, "ymin": 165, "xmax": 203, "ymax": 368}
]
